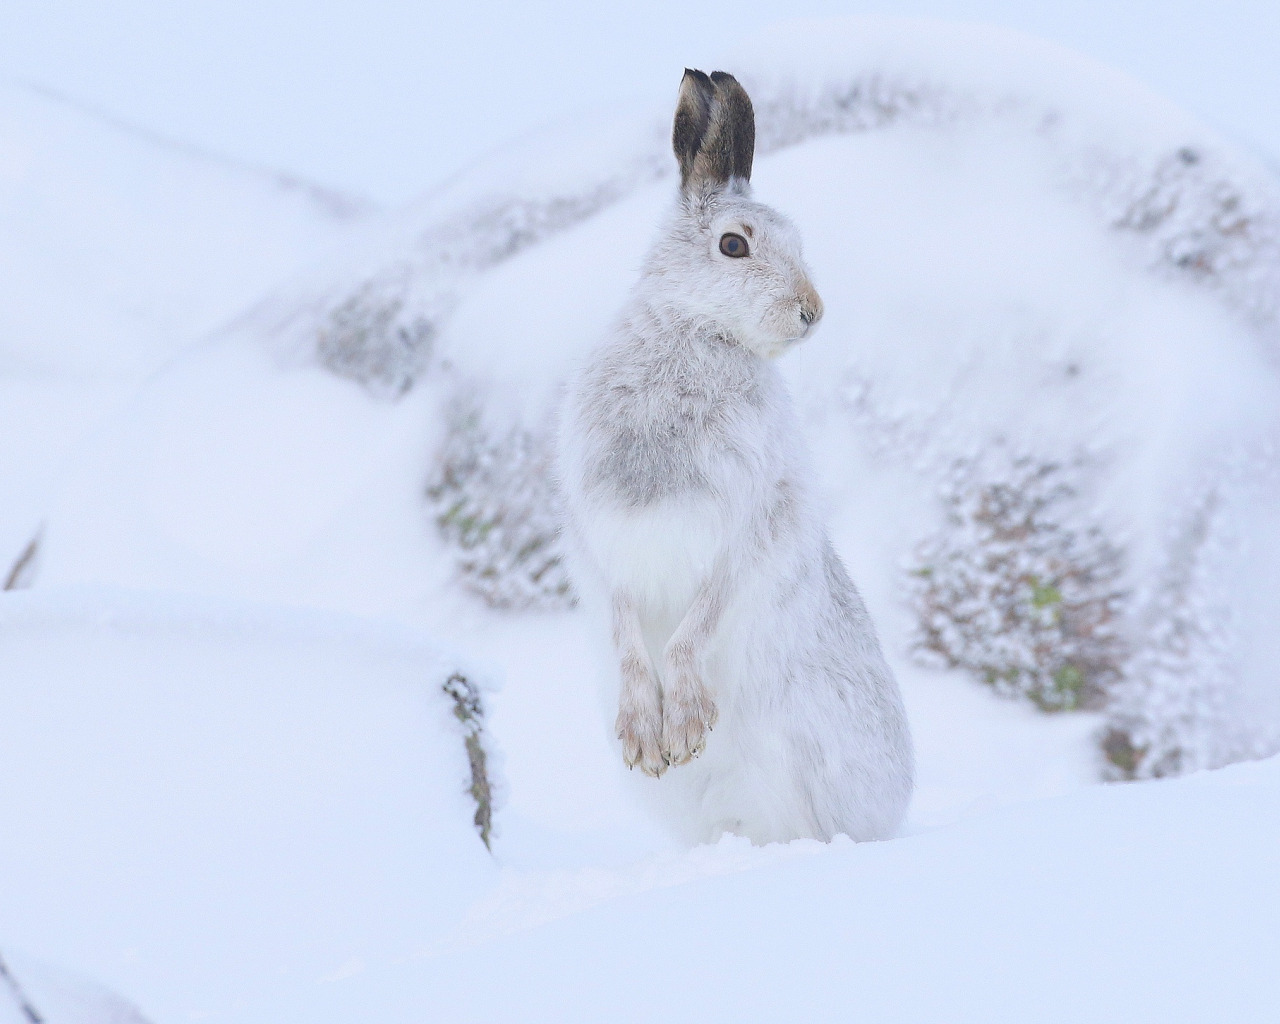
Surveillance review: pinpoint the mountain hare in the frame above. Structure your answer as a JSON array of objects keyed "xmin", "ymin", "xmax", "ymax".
[{"xmin": 557, "ymin": 69, "xmax": 913, "ymax": 845}]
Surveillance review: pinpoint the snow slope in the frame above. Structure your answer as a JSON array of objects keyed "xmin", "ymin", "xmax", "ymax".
[
  {"xmin": 0, "ymin": 81, "xmax": 370, "ymax": 379},
  {"xmin": 0, "ymin": 82, "xmax": 372, "ymax": 578},
  {"xmin": 413, "ymin": 755, "xmax": 1280, "ymax": 1024},
  {"xmin": 4, "ymin": 16, "xmax": 1280, "ymax": 1023},
  {"xmin": 1, "ymin": 949, "xmax": 151, "ymax": 1024},
  {"xmin": 0, "ymin": 588, "xmax": 495, "ymax": 1024}
]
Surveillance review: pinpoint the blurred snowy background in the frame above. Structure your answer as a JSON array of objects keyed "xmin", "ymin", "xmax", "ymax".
[{"xmin": 2, "ymin": 2, "xmax": 1279, "ymax": 1022}]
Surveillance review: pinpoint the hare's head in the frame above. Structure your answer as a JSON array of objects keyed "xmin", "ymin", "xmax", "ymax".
[{"xmin": 645, "ymin": 69, "xmax": 823, "ymax": 359}]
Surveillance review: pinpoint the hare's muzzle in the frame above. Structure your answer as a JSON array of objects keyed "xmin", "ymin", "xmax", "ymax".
[{"xmin": 798, "ymin": 283, "xmax": 824, "ymax": 333}]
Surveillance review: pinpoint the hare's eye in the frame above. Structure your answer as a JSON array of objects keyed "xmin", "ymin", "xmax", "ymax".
[{"xmin": 719, "ymin": 233, "xmax": 750, "ymax": 258}]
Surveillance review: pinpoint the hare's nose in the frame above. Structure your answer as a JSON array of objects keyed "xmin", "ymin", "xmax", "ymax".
[{"xmin": 798, "ymin": 284, "xmax": 824, "ymax": 328}]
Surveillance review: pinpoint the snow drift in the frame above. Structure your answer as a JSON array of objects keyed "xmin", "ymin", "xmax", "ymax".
[
  {"xmin": 0, "ymin": 588, "xmax": 496, "ymax": 1024},
  {"xmin": 0, "ymin": 81, "xmax": 371, "ymax": 581},
  {"xmin": 0, "ymin": 81, "xmax": 370, "ymax": 379}
]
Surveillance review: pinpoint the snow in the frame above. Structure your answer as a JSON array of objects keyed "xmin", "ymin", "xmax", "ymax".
[
  {"xmin": 1, "ymin": 15, "xmax": 1278, "ymax": 1023},
  {"xmin": 0, "ymin": 81, "xmax": 371, "ymax": 581},
  {"xmin": 0, "ymin": 588, "xmax": 495, "ymax": 1024},
  {"xmin": 409, "ymin": 755, "xmax": 1280, "ymax": 1024},
  {"xmin": 1, "ymin": 949, "xmax": 150, "ymax": 1024},
  {"xmin": 0, "ymin": 82, "xmax": 369, "ymax": 379}
]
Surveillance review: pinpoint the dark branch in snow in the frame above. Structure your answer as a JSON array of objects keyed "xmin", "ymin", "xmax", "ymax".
[
  {"xmin": 0, "ymin": 952, "xmax": 44, "ymax": 1024},
  {"xmin": 4, "ymin": 529, "xmax": 41, "ymax": 592},
  {"xmin": 443, "ymin": 672, "xmax": 493, "ymax": 850}
]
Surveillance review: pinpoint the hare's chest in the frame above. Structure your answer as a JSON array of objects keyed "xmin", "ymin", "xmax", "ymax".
[
  {"xmin": 584, "ymin": 394, "xmax": 776, "ymax": 511},
  {"xmin": 581, "ymin": 493, "xmax": 724, "ymax": 611},
  {"xmin": 576, "ymin": 339, "xmax": 777, "ymax": 505},
  {"xmin": 568, "ymin": 339, "xmax": 786, "ymax": 601}
]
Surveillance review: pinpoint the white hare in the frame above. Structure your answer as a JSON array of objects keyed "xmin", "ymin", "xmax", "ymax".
[{"xmin": 557, "ymin": 69, "xmax": 913, "ymax": 845}]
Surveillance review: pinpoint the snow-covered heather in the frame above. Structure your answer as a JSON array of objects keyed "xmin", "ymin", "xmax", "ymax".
[{"xmin": 3, "ymin": 16, "xmax": 1280, "ymax": 1022}]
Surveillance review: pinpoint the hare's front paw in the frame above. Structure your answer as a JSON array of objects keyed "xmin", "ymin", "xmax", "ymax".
[
  {"xmin": 617, "ymin": 700, "xmax": 666, "ymax": 777},
  {"xmin": 661, "ymin": 671, "xmax": 718, "ymax": 767}
]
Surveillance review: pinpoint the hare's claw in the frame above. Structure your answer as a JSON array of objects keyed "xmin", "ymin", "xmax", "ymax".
[
  {"xmin": 617, "ymin": 703, "xmax": 666, "ymax": 777},
  {"xmin": 661, "ymin": 676, "xmax": 717, "ymax": 768}
]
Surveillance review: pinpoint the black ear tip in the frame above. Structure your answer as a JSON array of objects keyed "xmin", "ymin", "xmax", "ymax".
[
  {"xmin": 709, "ymin": 71, "xmax": 753, "ymax": 107},
  {"xmin": 682, "ymin": 67, "xmax": 713, "ymax": 88},
  {"xmin": 673, "ymin": 67, "xmax": 753, "ymax": 189}
]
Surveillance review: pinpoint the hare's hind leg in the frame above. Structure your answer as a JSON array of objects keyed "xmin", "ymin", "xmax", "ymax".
[{"xmin": 612, "ymin": 590, "xmax": 666, "ymax": 777}]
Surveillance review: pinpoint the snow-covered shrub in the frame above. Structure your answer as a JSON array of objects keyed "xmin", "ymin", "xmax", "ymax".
[
  {"xmin": 749, "ymin": 73, "xmax": 957, "ymax": 154},
  {"xmin": 426, "ymin": 397, "xmax": 574, "ymax": 610},
  {"xmin": 316, "ymin": 272, "xmax": 436, "ymax": 397},
  {"xmin": 311, "ymin": 171, "xmax": 666, "ymax": 396},
  {"xmin": 1098, "ymin": 146, "xmax": 1280, "ymax": 340},
  {"xmin": 1103, "ymin": 466, "xmax": 1280, "ymax": 778},
  {"xmin": 1101, "ymin": 490, "xmax": 1233, "ymax": 777},
  {"xmin": 909, "ymin": 451, "xmax": 1128, "ymax": 711}
]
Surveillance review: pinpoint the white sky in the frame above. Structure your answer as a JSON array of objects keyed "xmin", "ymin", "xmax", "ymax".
[{"xmin": 2, "ymin": 0, "xmax": 1278, "ymax": 204}]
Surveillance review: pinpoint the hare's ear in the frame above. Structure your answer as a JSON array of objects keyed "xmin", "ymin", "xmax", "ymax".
[
  {"xmin": 706, "ymin": 71, "xmax": 754, "ymax": 183},
  {"xmin": 672, "ymin": 69, "xmax": 755, "ymax": 193},
  {"xmin": 673, "ymin": 68, "xmax": 716, "ymax": 190}
]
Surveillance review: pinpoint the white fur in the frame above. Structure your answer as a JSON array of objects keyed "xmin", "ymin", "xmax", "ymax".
[{"xmin": 556, "ymin": 74, "xmax": 913, "ymax": 845}]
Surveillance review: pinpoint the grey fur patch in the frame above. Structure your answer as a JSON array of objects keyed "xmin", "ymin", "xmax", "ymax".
[{"xmin": 577, "ymin": 328, "xmax": 767, "ymax": 507}]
